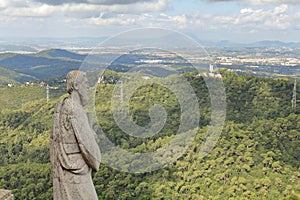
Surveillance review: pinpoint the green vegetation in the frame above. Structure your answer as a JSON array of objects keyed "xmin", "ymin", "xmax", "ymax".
[
  {"xmin": 0, "ymin": 85, "xmax": 45, "ymax": 110},
  {"xmin": 0, "ymin": 70, "xmax": 299, "ymax": 199},
  {"xmin": 0, "ymin": 76, "xmax": 65, "ymax": 111},
  {"xmin": 0, "ymin": 67, "xmax": 36, "ymax": 84}
]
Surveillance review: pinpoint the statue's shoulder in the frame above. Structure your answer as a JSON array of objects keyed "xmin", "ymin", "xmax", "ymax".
[{"xmin": 55, "ymin": 95, "xmax": 72, "ymax": 115}]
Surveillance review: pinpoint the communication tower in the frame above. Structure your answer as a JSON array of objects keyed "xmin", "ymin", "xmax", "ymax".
[
  {"xmin": 46, "ymin": 84, "xmax": 49, "ymax": 103},
  {"xmin": 120, "ymin": 81, "xmax": 123, "ymax": 103},
  {"xmin": 292, "ymin": 80, "xmax": 296, "ymax": 109}
]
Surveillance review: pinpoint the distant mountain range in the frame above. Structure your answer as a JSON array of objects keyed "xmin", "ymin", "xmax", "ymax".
[
  {"xmin": 0, "ymin": 49, "xmax": 86, "ymax": 84},
  {"xmin": 0, "ymin": 46, "xmax": 299, "ymax": 85},
  {"xmin": 0, "ymin": 44, "xmax": 38, "ymax": 53},
  {"xmin": 1, "ymin": 37, "xmax": 300, "ymax": 54},
  {"xmin": 0, "ymin": 48, "xmax": 197, "ymax": 84},
  {"xmin": 192, "ymin": 39, "xmax": 300, "ymax": 48},
  {"xmin": 181, "ymin": 33, "xmax": 300, "ymax": 47},
  {"xmin": 247, "ymin": 40, "xmax": 300, "ymax": 47}
]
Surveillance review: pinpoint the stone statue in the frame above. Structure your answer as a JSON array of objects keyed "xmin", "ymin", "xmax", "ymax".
[{"xmin": 50, "ymin": 70, "xmax": 101, "ymax": 200}]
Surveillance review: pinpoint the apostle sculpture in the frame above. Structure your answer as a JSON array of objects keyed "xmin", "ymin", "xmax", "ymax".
[{"xmin": 50, "ymin": 70, "xmax": 101, "ymax": 200}]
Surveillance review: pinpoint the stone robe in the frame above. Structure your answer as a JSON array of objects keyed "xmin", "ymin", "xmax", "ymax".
[{"xmin": 50, "ymin": 97, "xmax": 101, "ymax": 200}]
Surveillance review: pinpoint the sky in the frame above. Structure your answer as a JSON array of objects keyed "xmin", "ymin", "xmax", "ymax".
[{"xmin": 0, "ymin": 0, "xmax": 300, "ymax": 42}]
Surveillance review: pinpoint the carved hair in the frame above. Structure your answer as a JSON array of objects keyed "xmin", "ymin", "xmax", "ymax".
[{"xmin": 66, "ymin": 70, "xmax": 86, "ymax": 94}]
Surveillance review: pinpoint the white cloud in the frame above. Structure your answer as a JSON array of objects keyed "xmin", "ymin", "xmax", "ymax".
[
  {"xmin": 85, "ymin": 12, "xmax": 189, "ymax": 29},
  {"xmin": 101, "ymin": 0, "xmax": 170, "ymax": 14},
  {"xmin": 34, "ymin": 0, "xmax": 155, "ymax": 6},
  {"xmin": 295, "ymin": 12, "xmax": 300, "ymax": 19},
  {"xmin": 0, "ymin": 0, "xmax": 298, "ymax": 41},
  {"xmin": 1, "ymin": 5, "xmax": 57, "ymax": 17},
  {"xmin": 207, "ymin": 0, "xmax": 300, "ymax": 5},
  {"xmin": 0, "ymin": 0, "xmax": 170, "ymax": 18},
  {"xmin": 240, "ymin": 8, "xmax": 253, "ymax": 14},
  {"xmin": 88, "ymin": 15, "xmax": 137, "ymax": 25},
  {"xmin": 245, "ymin": 0, "xmax": 300, "ymax": 6},
  {"xmin": 234, "ymin": 4, "xmax": 290, "ymax": 30},
  {"xmin": 0, "ymin": 0, "xmax": 29, "ymax": 7}
]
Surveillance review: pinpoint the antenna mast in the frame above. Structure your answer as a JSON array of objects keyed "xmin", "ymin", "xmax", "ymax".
[
  {"xmin": 292, "ymin": 80, "xmax": 296, "ymax": 109},
  {"xmin": 46, "ymin": 84, "xmax": 49, "ymax": 103},
  {"xmin": 120, "ymin": 81, "xmax": 123, "ymax": 103}
]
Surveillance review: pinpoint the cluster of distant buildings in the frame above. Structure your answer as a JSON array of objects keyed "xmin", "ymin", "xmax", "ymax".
[
  {"xmin": 7, "ymin": 81, "xmax": 47, "ymax": 88},
  {"xmin": 202, "ymin": 64, "xmax": 222, "ymax": 78},
  {"xmin": 215, "ymin": 56, "xmax": 300, "ymax": 67}
]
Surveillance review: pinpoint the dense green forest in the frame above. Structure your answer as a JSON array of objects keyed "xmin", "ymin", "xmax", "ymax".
[{"xmin": 0, "ymin": 70, "xmax": 299, "ymax": 199}]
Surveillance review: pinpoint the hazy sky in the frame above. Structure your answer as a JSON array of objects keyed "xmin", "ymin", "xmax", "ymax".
[{"xmin": 0, "ymin": 0, "xmax": 300, "ymax": 42}]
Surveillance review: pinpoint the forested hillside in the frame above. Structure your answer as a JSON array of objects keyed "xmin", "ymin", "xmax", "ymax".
[
  {"xmin": 0, "ymin": 70, "xmax": 299, "ymax": 199},
  {"xmin": 0, "ymin": 49, "xmax": 85, "ymax": 83}
]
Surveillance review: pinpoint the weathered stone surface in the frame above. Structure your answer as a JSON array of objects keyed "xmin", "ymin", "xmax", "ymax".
[
  {"xmin": 0, "ymin": 189, "xmax": 14, "ymax": 200},
  {"xmin": 50, "ymin": 70, "xmax": 101, "ymax": 200}
]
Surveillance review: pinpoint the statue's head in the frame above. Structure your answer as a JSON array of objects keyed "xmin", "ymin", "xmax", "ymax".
[{"xmin": 66, "ymin": 70, "xmax": 89, "ymax": 106}]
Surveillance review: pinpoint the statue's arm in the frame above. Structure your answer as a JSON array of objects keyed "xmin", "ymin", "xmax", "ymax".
[
  {"xmin": 78, "ymin": 142, "xmax": 101, "ymax": 171},
  {"xmin": 71, "ymin": 106, "xmax": 101, "ymax": 171}
]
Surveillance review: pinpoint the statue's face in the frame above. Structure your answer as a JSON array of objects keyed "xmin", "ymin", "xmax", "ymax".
[{"xmin": 77, "ymin": 76, "xmax": 89, "ymax": 106}]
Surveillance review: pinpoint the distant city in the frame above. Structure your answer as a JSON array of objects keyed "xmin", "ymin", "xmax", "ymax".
[{"xmin": 0, "ymin": 37, "xmax": 299, "ymax": 83}]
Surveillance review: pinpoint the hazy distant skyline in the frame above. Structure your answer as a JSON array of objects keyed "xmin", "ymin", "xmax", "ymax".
[{"xmin": 0, "ymin": 0, "xmax": 300, "ymax": 42}]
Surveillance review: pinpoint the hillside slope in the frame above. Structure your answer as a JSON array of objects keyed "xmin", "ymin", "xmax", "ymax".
[
  {"xmin": 0, "ymin": 49, "xmax": 85, "ymax": 82},
  {"xmin": 0, "ymin": 67, "xmax": 36, "ymax": 84},
  {"xmin": 0, "ymin": 71, "xmax": 299, "ymax": 199}
]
